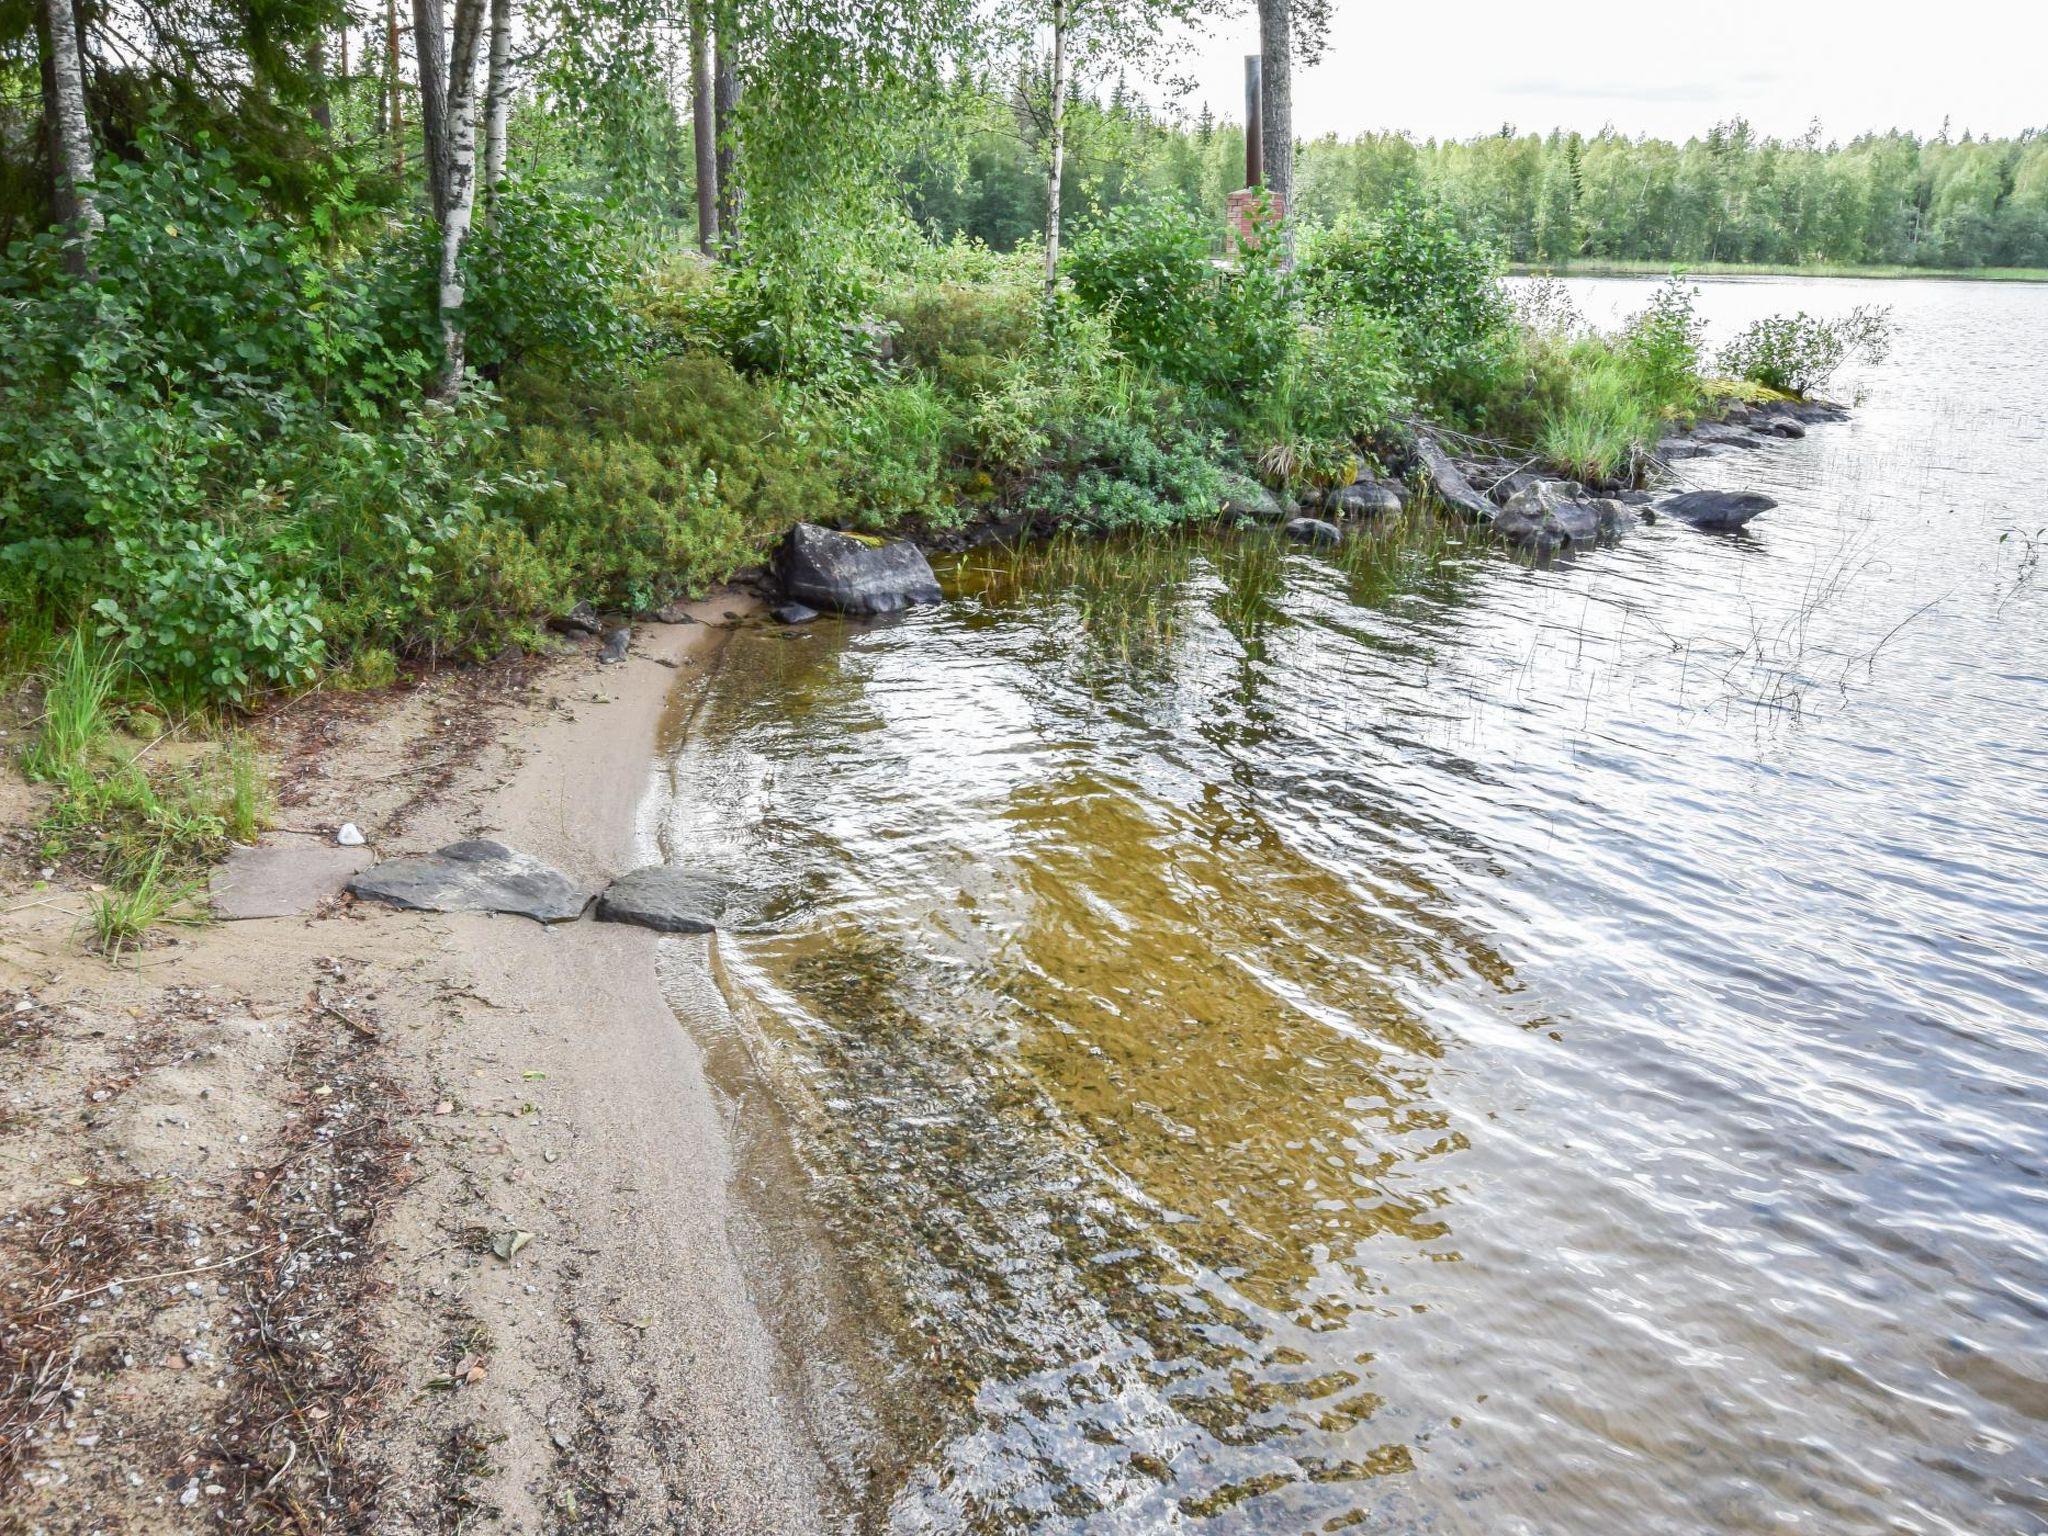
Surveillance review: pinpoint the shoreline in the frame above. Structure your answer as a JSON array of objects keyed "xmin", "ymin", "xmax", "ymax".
[
  {"xmin": 0, "ymin": 595, "xmax": 860, "ymax": 1534},
  {"xmin": 1510, "ymin": 259, "xmax": 2048, "ymax": 283}
]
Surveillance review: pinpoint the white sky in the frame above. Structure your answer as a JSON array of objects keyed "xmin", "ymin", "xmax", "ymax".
[{"xmin": 1165, "ymin": 0, "xmax": 2048, "ymax": 145}]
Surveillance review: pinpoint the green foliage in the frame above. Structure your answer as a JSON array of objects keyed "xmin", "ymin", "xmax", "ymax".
[
  {"xmin": 1299, "ymin": 199, "xmax": 1513, "ymax": 412},
  {"xmin": 1533, "ymin": 343, "xmax": 1663, "ymax": 484},
  {"xmin": 1718, "ymin": 305, "xmax": 1895, "ymax": 395},
  {"xmin": 1622, "ymin": 278, "xmax": 1707, "ymax": 412},
  {"xmin": 502, "ymin": 354, "xmax": 835, "ymax": 611},
  {"xmin": 820, "ymin": 379, "xmax": 963, "ymax": 529},
  {"xmin": 1068, "ymin": 199, "xmax": 1291, "ymax": 403},
  {"xmin": 461, "ymin": 181, "xmax": 638, "ymax": 373},
  {"xmin": 1025, "ymin": 418, "xmax": 1226, "ymax": 533},
  {"xmin": 90, "ymin": 527, "xmax": 326, "ymax": 707},
  {"xmin": 21, "ymin": 631, "xmax": 120, "ymax": 782}
]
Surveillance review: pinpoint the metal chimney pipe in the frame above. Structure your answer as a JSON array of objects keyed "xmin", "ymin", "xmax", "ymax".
[{"xmin": 1244, "ymin": 54, "xmax": 1263, "ymax": 188}]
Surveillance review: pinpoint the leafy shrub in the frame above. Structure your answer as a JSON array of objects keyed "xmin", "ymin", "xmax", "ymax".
[
  {"xmin": 1718, "ymin": 305, "xmax": 1894, "ymax": 395},
  {"xmin": 820, "ymin": 379, "xmax": 964, "ymax": 528},
  {"xmin": 90, "ymin": 526, "xmax": 325, "ymax": 705},
  {"xmin": 885, "ymin": 281, "xmax": 1037, "ymax": 398},
  {"xmin": 1622, "ymin": 278, "xmax": 1706, "ymax": 411},
  {"xmin": 502, "ymin": 354, "xmax": 834, "ymax": 609},
  {"xmin": 1069, "ymin": 200, "xmax": 1290, "ymax": 402},
  {"xmin": 1299, "ymin": 198, "xmax": 1513, "ymax": 411},
  {"xmin": 461, "ymin": 179, "xmax": 637, "ymax": 374},
  {"xmin": 1024, "ymin": 418, "xmax": 1225, "ymax": 533}
]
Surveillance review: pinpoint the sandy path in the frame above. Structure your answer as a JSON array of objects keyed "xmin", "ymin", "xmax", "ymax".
[{"xmin": 1, "ymin": 600, "xmax": 860, "ymax": 1535}]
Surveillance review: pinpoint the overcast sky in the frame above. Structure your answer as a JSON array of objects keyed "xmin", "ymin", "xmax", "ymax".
[{"xmin": 1165, "ymin": 1, "xmax": 2048, "ymax": 145}]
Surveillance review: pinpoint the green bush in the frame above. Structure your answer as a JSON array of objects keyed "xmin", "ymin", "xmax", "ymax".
[
  {"xmin": 1024, "ymin": 417, "xmax": 1225, "ymax": 534},
  {"xmin": 1068, "ymin": 200, "xmax": 1291, "ymax": 403},
  {"xmin": 1299, "ymin": 198, "xmax": 1513, "ymax": 412},
  {"xmin": 1622, "ymin": 278, "xmax": 1707, "ymax": 412},
  {"xmin": 885, "ymin": 281, "xmax": 1037, "ymax": 398},
  {"xmin": 502, "ymin": 354, "xmax": 835, "ymax": 609},
  {"xmin": 460, "ymin": 180, "xmax": 638, "ymax": 374},
  {"xmin": 1718, "ymin": 305, "xmax": 1894, "ymax": 395},
  {"xmin": 820, "ymin": 379, "xmax": 964, "ymax": 529},
  {"xmin": 90, "ymin": 526, "xmax": 326, "ymax": 705}
]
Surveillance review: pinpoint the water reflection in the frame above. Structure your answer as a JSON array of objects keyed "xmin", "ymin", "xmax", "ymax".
[{"xmin": 657, "ymin": 277, "xmax": 2048, "ymax": 1534}]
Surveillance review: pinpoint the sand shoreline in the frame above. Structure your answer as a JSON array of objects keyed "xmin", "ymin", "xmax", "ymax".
[{"xmin": 1, "ymin": 597, "xmax": 857, "ymax": 1534}]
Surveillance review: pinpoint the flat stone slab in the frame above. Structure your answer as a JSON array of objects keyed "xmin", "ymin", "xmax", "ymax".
[
  {"xmin": 349, "ymin": 839, "xmax": 592, "ymax": 924},
  {"xmin": 594, "ymin": 866, "xmax": 736, "ymax": 934},
  {"xmin": 211, "ymin": 839, "xmax": 374, "ymax": 920}
]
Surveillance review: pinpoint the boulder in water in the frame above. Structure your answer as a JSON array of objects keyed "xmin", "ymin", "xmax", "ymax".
[
  {"xmin": 774, "ymin": 523, "xmax": 942, "ymax": 617},
  {"xmin": 1325, "ymin": 480, "xmax": 1404, "ymax": 518},
  {"xmin": 1284, "ymin": 517, "xmax": 1343, "ymax": 546},
  {"xmin": 595, "ymin": 866, "xmax": 736, "ymax": 934},
  {"xmin": 1219, "ymin": 472, "xmax": 1289, "ymax": 523},
  {"xmin": 1656, "ymin": 489, "xmax": 1776, "ymax": 530}
]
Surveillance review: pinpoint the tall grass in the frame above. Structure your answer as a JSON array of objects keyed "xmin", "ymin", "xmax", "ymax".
[
  {"xmin": 21, "ymin": 630, "xmax": 122, "ymax": 782},
  {"xmin": 1536, "ymin": 349, "xmax": 1663, "ymax": 484}
]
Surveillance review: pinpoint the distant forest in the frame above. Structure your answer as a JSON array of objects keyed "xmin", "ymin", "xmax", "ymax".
[{"xmin": 909, "ymin": 90, "xmax": 2048, "ymax": 271}]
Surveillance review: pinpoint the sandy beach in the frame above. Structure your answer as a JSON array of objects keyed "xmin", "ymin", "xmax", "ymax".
[{"xmin": 1, "ymin": 599, "xmax": 859, "ymax": 1534}]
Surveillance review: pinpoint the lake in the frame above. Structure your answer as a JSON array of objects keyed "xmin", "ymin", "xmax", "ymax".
[{"xmin": 650, "ymin": 275, "xmax": 2048, "ymax": 1533}]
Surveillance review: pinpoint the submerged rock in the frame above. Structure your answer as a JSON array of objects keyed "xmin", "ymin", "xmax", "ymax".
[
  {"xmin": 1324, "ymin": 480, "xmax": 1404, "ymax": 518},
  {"xmin": 1284, "ymin": 517, "xmax": 1343, "ymax": 546},
  {"xmin": 649, "ymin": 602, "xmax": 699, "ymax": 625},
  {"xmin": 774, "ymin": 523, "xmax": 942, "ymax": 617},
  {"xmin": 1654, "ymin": 437, "xmax": 1717, "ymax": 461},
  {"xmin": 1413, "ymin": 435, "xmax": 1497, "ymax": 522},
  {"xmin": 771, "ymin": 602, "xmax": 820, "ymax": 625},
  {"xmin": 1493, "ymin": 482, "xmax": 1624, "ymax": 554},
  {"xmin": 595, "ymin": 866, "xmax": 736, "ymax": 934},
  {"xmin": 1690, "ymin": 422, "xmax": 1770, "ymax": 450},
  {"xmin": 1656, "ymin": 489, "xmax": 1777, "ymax": 530},
  {"xmin": 349, "ymin": 839, "xmax": 592, "ymax": 924},
  {"xmin": 1220, "ymin": 472, "xmax": 1288, "ymax": 523}
]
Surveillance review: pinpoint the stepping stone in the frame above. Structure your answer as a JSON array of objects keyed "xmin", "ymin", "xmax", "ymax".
[
  {"xmin": 349, "ymin": 839, "xmax": 592, "ymax": 924},
  {"xmin": 211, "ymin": 839, "xmax": 374, "ymax": 920},
  {"xmin": 594, "ymin": 866, "xmax": 736, "ymax": 934}
]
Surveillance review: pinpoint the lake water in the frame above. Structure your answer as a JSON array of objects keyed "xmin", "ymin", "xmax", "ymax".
[{"xmin": 650, "ymin": 276, "xmax": 2048, "ymax": 1533}]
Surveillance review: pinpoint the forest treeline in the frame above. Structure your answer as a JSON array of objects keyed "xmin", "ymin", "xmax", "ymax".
[{"xmin": 913, "ymin": 92, "xmax": 2048, "ymax": 272}]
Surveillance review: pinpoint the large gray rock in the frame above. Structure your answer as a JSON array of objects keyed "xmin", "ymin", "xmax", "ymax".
[
  {"xmin": 1655, "ymin": 436, "xmax": 1717, "ymax": 461},
  {"xmin": 595, "ymin": 867, "xmax": 736, "ymax": 934},
  {"xmin": 1324, "ymin": 481, "xmax": 1404, "ymax": 518},
  {"xmin": 1413, "ymin": 435, "xmax": 1497, "ymax": 522},
  {"xmin": 349, "ymin": 839, "xmax": 591, "ymax": 924},
  {"xmin": 1493, "ymin": 482, "xmax": 1622, "ymax": 554},
  {"xmin": 1219, "ymin": 472, "xmax": 1288, "ymax": 523},
  {"xmin": 1284, "ymin": 517, "xmax": 1343, "ymax": 546},
  {"xmin": 1656, "ymin": 490, "xmax": 1776, "ymax": 530},
  {"xmin": 774, "ymin": 524, "xmax": 942, "ymax": 617}
]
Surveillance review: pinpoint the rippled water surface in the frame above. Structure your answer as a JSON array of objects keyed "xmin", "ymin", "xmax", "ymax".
[{"xmin": 654, "ymin": 277, "xmax": 2048, "ymax": 1533}]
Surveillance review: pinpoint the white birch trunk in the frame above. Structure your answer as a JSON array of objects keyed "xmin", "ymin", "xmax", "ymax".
[
  {"xmin": 689, "ymin": 0, "xmax": 717, "ymax": 252},
  {"xmin": 435, "ymin": 0, "xmax": 486, "ymax": 397},
  {"xmin": 42, "ymin": 0, "xmax": 98, "ymax": 258},
  {"xmin": 482, "ymin": 0, "xmax": 511, "ymax": 212},
  {"xmin": 1042, "ymin": 0, "xmax": 1066, "ymax": 305}
]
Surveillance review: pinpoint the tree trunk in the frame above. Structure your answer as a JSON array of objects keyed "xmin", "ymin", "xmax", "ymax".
[
  {"xmin": 412, "ymin": 0, "xmax": 450, "ymax": 218},
  {"xmin": 1042, "ymin": 0, "xmax": 1066, "ymax": 304},
  {"xmin": 689, "ymin": 0, "xmax": 717, "ymax": 253},
  {"xmin": 435, "ymin": 0, "xmax": 485, "ymax": 394},
  {"xmin": 1256, "ymin": 0, "xmax": 1293, "ymax": 266},
  {"xmin": 387, "ymin": 0, "xmax": 404, "ymax": 174},
  {"xmin": 40, "ymin": 0, "xmax": 97, "ymax": 269},
  {"xmin": 713, "ymin": 12, "xmax": 739, "ymax": 246},
  {"xmin": 311, "ymin": 29, "xmax": 332, "ymax": 134},
  {"xmin": 482, "ymin": 0, "xmax": 511, "ymax": 210}
]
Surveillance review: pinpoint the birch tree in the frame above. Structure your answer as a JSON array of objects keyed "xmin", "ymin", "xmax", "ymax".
[
  {"xmin": 482, "ymin": 0, "xmax": 513, "ymax": 208},
  {"xmin": 689, "ymin": 0, "xmax": 717, "ymax": 251},
  {"xmin": 412, "ymin": 0, "xmax": 489, "ymax": 396},
  {"xmin": 39, "ymin": 0, "xmax": 99, "ymax": 265},
  {"xmin": 1251, "ymin": 0, "xmax": 1330, "ymax": 267},
  {"xmin": 1015, "ymin": 0, "xmax": 1223, "ymax": 305}
]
